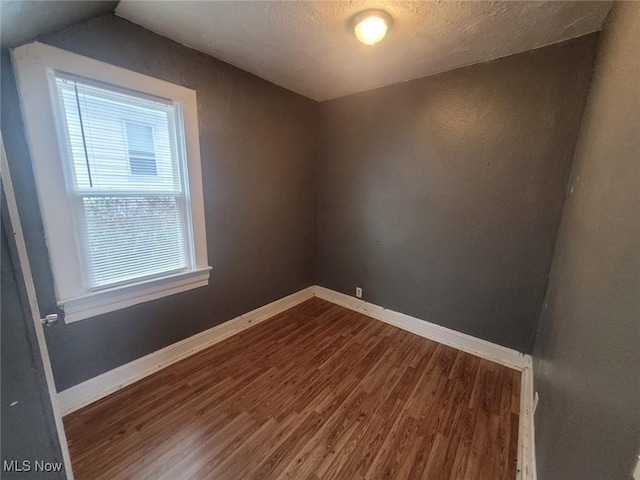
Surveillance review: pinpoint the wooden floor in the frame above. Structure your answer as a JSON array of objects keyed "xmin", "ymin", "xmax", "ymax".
[{"xmin": 64, "ymin": 298, "xmax": 521, "ymax": 480}]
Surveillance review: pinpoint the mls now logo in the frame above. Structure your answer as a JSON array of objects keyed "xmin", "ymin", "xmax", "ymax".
[{"xmin": 3, "ymin": 460, "xmax": 63, "ymax": 473}]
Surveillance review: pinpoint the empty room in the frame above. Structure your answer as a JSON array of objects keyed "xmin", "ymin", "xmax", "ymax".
[{"xmin": 1, "ymin": 1, "xmax": 638, "ymax": 479}]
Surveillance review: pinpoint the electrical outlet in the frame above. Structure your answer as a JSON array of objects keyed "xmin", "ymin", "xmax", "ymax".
[{"xmin": 355, "ymin": 287, "xmax": 363, "ymax": 298}]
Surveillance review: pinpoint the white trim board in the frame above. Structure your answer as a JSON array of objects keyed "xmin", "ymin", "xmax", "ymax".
[
  {"xmin": 518, "ymin": 359, "xmax": 537, "ymax": 480},
  {"xmin": 2, "ymin": 135, "xmax": 75, "ymax": 479},
  {"xmin": 57, "ymin": 284, "xmax": 536, "ymax": 480},
  {"xmin": 314, "ymin": 286, "xmax": 530, "ymax": 370},
  {"xmin": 315, "ymin": 286, "xmax": 536, "ymax": 480},
  {"xmin": 57, "ymin": 286, "xmax": 315, "ymax": 415}
]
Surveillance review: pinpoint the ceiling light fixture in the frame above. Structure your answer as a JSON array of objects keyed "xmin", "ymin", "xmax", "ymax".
[{"xmin": 351, "ymin": 9, "xmax": 393, "ymax": 46}]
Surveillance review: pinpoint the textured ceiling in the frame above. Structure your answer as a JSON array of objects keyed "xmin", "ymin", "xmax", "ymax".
[
  {"xmin": 0, "ymin": 1, "xmax": 118, "ymax": 48},
  {"xmin": 116, "ymin": 1, "xmax": 612, "ymax": 101}
]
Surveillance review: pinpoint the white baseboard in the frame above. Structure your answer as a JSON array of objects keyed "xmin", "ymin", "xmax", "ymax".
[
  {"xmin": 57, "ymin": 283, "xmax": 536, "ymax": 480},
  {"xmin": 315, "ymin": 285, "xmax": 536, "ymax": 480},
  {"xmin": 518, "ymin": 359, "xmax": 537, "ymax": 480},
  {"xmin": 57, "ymin": 286, "xmax": 315, "ymax": 416},
  {"xmin": 314, "ymin": 286, "xmax": 530, "ymax": 370}
]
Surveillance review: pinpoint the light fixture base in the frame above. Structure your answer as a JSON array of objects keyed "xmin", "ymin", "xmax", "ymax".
[{"xmin": 349, "ymin": 9, "xmax": 394, "ymax": 46}]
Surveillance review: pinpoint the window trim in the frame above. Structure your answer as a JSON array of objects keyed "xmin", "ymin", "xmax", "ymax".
[{"xmin": 12, "ymin": 42, "xmax": 210, "ymax": 324}]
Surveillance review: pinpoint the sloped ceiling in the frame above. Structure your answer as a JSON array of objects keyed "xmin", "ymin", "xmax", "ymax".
[
  {"xmin": 0, "ymin": 0, "xmax": 119, "ymax": 48},
  {"xmin": 2, "ymin": 1, "xmax": 611, "ymax": 101},
  {"xmin": 116, "ymin": 1, "xmax": 612, "ymax": 101}
]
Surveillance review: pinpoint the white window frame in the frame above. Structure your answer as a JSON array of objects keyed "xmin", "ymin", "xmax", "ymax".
[{"xmin": 12, "ymin": 42, "xmax": 211, "ymax": 323}]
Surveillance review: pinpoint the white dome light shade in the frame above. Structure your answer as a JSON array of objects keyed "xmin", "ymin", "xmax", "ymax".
[{"xmin": 351, "ymin": 10, "xmax": 393, "ymax": 46}]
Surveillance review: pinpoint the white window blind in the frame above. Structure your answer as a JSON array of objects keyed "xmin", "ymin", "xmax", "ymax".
[
  {"xmin": 53, "ymin": 75, "xmax": 192, "ymax": 290},
  {"xmin": 13, "ymin": 43, "xmax": 209, "ymax": 322}
]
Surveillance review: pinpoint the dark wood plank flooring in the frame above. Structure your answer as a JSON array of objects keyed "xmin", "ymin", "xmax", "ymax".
[{"xmin": 64, "ymin": 297, "xmax": 520, "ymax": 479}]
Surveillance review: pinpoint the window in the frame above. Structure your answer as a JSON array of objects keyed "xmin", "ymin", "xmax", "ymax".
[
  {"xmin": 54, "ymin": 75, "xmax": 190, "ymax": 289},
  {"xmin": 13, "ymin": 42, "xmax": 210, "ymax": 323},
  {"xmin": 125, "ymin": 122, "xmax": 157, "ymax": 176}
]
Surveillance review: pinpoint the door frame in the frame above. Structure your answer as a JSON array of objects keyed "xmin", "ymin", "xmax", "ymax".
[{"xmin": 1, "ymin": 134, "xmax": 74, "ymax": 479}]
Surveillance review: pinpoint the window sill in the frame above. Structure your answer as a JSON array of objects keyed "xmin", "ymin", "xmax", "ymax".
[{"xmin": 59, "ymin": 267, "xmax": 212, "ymax": 324}]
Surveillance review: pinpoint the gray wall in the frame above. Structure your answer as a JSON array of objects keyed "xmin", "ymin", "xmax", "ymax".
[
  {"xmin": 316, "ymin": 36, "xmax": 596, "ymax": 353},
  {"xmin": 1, "ymin": 14, "xmax": 317, "ymax": 391},
  {"xmin": 533, "ymin": 3, "xmax": 640, "ymax": 479},
  {"xmin": 1, "ymin": 195, "xmax": 66, "ymax": 479}
]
